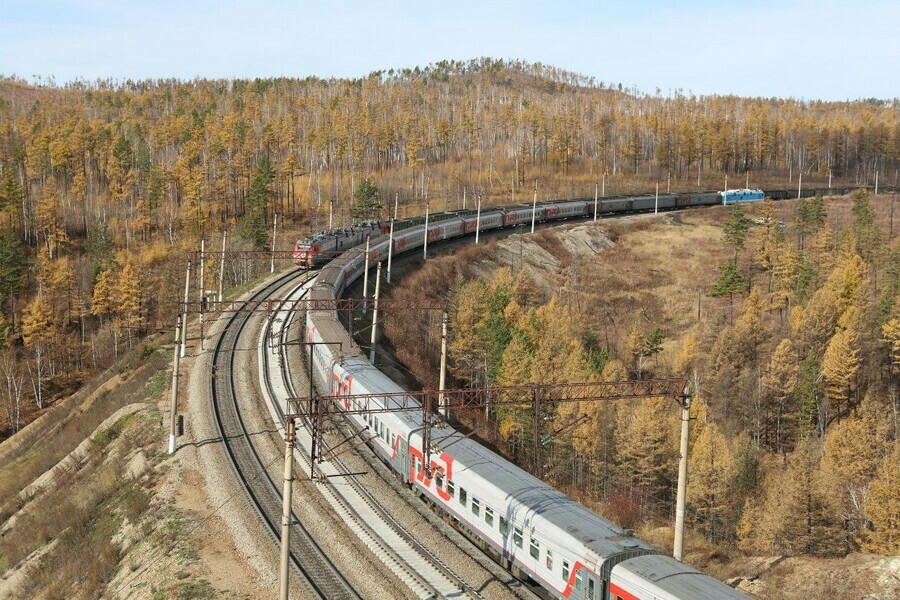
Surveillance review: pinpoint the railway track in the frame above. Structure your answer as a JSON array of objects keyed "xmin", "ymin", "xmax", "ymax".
[
  {"xmin": 259, "ymin": 280, "xmax": 474, "ymax": 599},
  {"xmin": 210, "ymin": 268, "xmax": 361, "ymax": 600}
]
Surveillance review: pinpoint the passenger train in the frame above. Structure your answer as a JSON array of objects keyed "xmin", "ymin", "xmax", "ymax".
[{"xmin": 300, "ymin": 186, "xmax": 872, "ymax": 599}]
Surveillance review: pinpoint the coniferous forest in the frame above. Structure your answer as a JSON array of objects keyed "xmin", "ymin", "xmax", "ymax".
[{"xmin": 0, "ymin": 56, "xmax": 898, "ymax": 509}]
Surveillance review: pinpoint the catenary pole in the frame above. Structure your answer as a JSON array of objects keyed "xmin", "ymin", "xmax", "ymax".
[
  {"xmin": 593, "ymin": 182, "xmax": 599, "ymax": 222},
  {"xmin": 475, "ymin": 198, "xmax": 482, "ymax": 245},
  {"xmin": 673, "ymin": 393, "xmax": 692, "ymax": 562},
  {"xmin": 386, "ymin": 220, "xmax": 394, "ymax": 284},
  {"xmin": 218, "ymin": 230, "xmax": 226, "ymax": 303},
  {"xmin": 423, "ymin": 202, "xmax": 429, "ymax": 260},
  {"xmin": 531, "ymin": 183, "xmax": 538, "ymax": 233},
  {"xmin": 369, "ymin": 262, "xmax": 382, "ymax": 363},
  {"xmin": 439, "ymin": 311, "xmax": 448, "ymax": 417},
  {"xmin": 199, "ymin": 240, "xmax": 205, "ymax": 350},
  {"xmin": 270, "ymin": 213, "xmax": 278, "ymax": 274},
  {"xmin": 180, "ymin": 260, "xmax": 191, "ymax": 357},
  {"xmin": 278, "ymin": 418, "xmax": 296, "ymax": 600},
  {"xmin": 394, "ymin": 192, "xmax": 399, "ymax": 221},
  {"xmin": 655, "ymin": 182, "xmax": 659, "ymax": 215},
  {"xmin": 168, "ymin": 315, "xmax": 181, "ymax": 454},
  {"xmin": 602, "ymin": 172, "xmax": 606, "ymax": 197},
  {"xmin": 798, "ymin": 171, "xmax": 802, "ymax": 199},
  {"xmin": 362, "ymin": 236, "xmax": 370, "ymax": 309}
]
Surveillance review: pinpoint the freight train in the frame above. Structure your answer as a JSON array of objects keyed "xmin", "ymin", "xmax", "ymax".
[
  {"xmin": 293, "ymin": 187, "xmax": 853, "ymax": 267},
  {"xmin": 299, "ymin": 185, "xmax": 876, "ymax": 598}
]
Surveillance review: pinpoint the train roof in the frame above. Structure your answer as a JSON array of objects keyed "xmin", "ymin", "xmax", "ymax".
[{"xmin": 613, "ymin": 554, "xmax": 747, "ymax": 599}]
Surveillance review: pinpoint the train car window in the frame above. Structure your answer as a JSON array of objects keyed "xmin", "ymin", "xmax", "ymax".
[
  {"xmin": 471, "ymin": 497, "xmax": 480, "ymax": 517},
  {"xmin": 529, "ymin": 538, "xmax": 540, "ymax": 560},
  {"xmin": 513, "ymin": 526, "xmax": 523, "ymax": 548},
  {"xmin": 588, "ymin": 578, "xmax": 595, "ymax": 599},
  {"xmin": 391, "ymin": 434, "xmax": 396, "ymax": 449},
  {"xmin": 459, "ymin": 487, "xmax": 467, "ymax": 505},
  {"xmin": 435, "ymin": 471, "xmax": 444, "ymax": 489},
  {"xmin": 546, "ymin": 549, "xmax": 553, "ymax": 570},
  {"xmin": 499, "ymin": 516, "xmax": 509, "ymax": 536},
  {"xmin": 562, "ymin": 560, "xmax": 570, "ymax": 581},
  {"xmin": 574, "ymin": 571, "xmax": 584, "ymax": 592},
  {"xmin": 447, "ymin": 480, "xmax": 455, "ymax": 498},
  {"xmin": 484, "ymin": 506, "xmax": 494, "ymax": 527}
]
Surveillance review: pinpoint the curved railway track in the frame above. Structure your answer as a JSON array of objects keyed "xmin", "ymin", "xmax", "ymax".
[
  {"xmin": 260, "ymin": 283, "xmax": 476, "ymax": 599},
  {"xmin": 210, "ymin": 268, "xmax": 361, "ymax": 600}
]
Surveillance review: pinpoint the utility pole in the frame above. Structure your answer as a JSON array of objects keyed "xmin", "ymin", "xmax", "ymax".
[
  {"xmin": 168, "ymin": 315, "xmax": 181, "ymax": 454},
  {"xmin": 362, "ymin": 236, "xmax": 370, "ymax": 310},
  {"xmin": 218, "ymin": 230, "xmax": 227, "ymax": 303},
  {"xmin": 180, "ymin": 260, "xmax": 191, "ymax": 358},
  {"xmin": 667, "ymin": 171, "xmax": 671, "ymax": 194},
  {"xmin": 828, "ymin": 168, "xmax": 832, "ymax": 190},
  {"xmin": 328, "ymin": 199, "xmax": 333, "ymax": 229},
  {"xmin": 386, "ymin": 220, "xmax": 395, "ymax": 284},
  {"xmin": 463, "ymin": 186, "xmax": 467, "ymax": 210},
  {"xmin": 278, "ymin": 418, "xmax": 296, "ymax": 600},
  {"xmin": 394, "ymin": 192, "xmax": 399, "ymax": 221},
  {"xmin": 423, "ymin": 202, "xmax": 430, "ymax": 260},
  {"xmin": 531, "ymin": 183, "xmax": 538, "ymax": 233},
  {"xmin": 439, "ymin": 311, "xmax": 448, "ymax": 418},
  {"xmin": 673, "ymin": 392, "xmax": 692, "ymax": 562},
  {"xmin": 270, "ymin": 213, "xmax": 278, "ymax": 274},
  {"xmin": 655, "ymin": 182, "xmax": 659, "ymax": 215},
  {"xmin": 199, "ymin": 240, "xmax": 205, "ymax": 351},
  {"xmin": 593, "ymin": 182, "xmax": 599, "ymax": 222},
  {"xmin": 798, "ymin": 171, "xmax": 802, "ymax": 199},
  {"xmin": 723, "ymin": 174, "xmax": 728, "ymax": 206},
  {"xmin": 369, "ymin": 262, "xmax": 382, "ymax": 363},
  {"xmin": 475, "ymin": 197, "xmax": 482, "ymax": 245}
]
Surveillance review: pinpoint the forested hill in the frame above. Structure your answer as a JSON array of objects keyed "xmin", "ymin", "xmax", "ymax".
[{"xmin": 0, "ymin": 57, "xmax": 898, "ymax": 440}]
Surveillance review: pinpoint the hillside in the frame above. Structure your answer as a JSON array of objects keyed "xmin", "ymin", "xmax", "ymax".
[
  {"xmin": 1, "ymin": 59, "xmax": 898, "ymax": 440},
  {"xmin": 381, "ymin": 191, "xmax": 900, "ymax": 598}
]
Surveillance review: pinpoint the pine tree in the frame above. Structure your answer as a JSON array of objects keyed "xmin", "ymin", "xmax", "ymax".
[
  {"xmin": 710, "ymin": 258, "xmax": 747, "ymax": 324},
  {"xmin": 863, "ymin": 443, "xmax": 899, "ymax": 554},
  {"xmin": 0, "ymin": 229, "xmax": 23, "ymax": 309},
  {"xmin": 350, "ymin": 179, "xmax": 383, "ymax": 220},
  {"xmin": 722, "ymin": 205, "xmax": 749, "ymax": 256},
  {"xmin": 239, "ymin": 155, "xmax": 273, "ymax": 250}
]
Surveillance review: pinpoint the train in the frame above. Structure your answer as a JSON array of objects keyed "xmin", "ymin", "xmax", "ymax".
[
  {"xmin": 293, "ymin": 186, "xmax": 853, "ymax": 267},
  {"xmin": 300, "ymin": 185, "xmax": 879, "ymax": 599}
]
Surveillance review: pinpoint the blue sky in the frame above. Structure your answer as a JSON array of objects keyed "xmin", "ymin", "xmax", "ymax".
[{"xmin": 1, "ymin": 0, "xmax": 897, "ymax": 100}]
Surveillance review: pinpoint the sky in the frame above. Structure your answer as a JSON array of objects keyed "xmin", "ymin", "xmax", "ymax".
[{"xmin": 0, "ymin": 0, "xmax": 898, "ymax": 100}]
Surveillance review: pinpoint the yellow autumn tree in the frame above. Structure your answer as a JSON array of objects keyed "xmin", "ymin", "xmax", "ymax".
[
  {"xmin": 91, "ymin": 268, "xmax": 117, "ymax": 324},
  {"xmin": 823, "ymin": 399, "xmax": 883, "ymax": 535},
  {"xmin": 821, "ymin": 327, "xmax": 860, "ymax": 417},
  {"xmin": 687, "ymin": 421, "xmax": 737, "ymax": 543},
  {"xmin": 863, "ymin": 443, "xmax": 899, "ymax": 554},
  {"xmin": 761, "ymin": 338, "xmax": 799, "ymax": 452}
]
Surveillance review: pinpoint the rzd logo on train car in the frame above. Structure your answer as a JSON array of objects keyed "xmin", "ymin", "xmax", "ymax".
[
  {"xmin": 409, "ymin": 447, "xmax": 455, "ymax": 502},
  {"xmin": 330, "ymin": 372, "xmax": 353, "ymax": 409}
]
